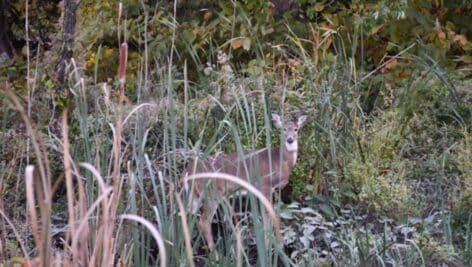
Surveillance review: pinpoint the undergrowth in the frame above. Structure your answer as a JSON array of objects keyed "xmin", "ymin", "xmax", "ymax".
[{"xmin": 0, "ymin": 1, "xmax": 471, "ymax": 266}]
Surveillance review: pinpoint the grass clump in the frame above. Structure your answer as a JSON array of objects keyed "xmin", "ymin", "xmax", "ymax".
[
  {"xmin": 344, "ymin": 109, "xmax": 412, "ymax": 216},
  {"xmin": 453, "ymin": 130, "xmax": 472, "ymax": 213},
  {"xmin": 1, "ymin": 1, "xmax": 472, "ymax": 266}
]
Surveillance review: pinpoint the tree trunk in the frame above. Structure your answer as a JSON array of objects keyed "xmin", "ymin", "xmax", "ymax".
[
  {"xmin": 0, "ymin": 0, "xmax": 14, "ymax": 63},
  {"xmin": 55, "ymin": 0, "xmax": 80, "ymax": 85}
]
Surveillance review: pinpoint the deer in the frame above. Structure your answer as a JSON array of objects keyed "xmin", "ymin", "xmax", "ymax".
[{"xmin": 182, "ymin": 113, "xmax": 307, "ymax": 254}]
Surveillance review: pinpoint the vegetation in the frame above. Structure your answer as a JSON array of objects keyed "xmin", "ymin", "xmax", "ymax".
[{"xmin": 0, "ymin": 0, "xmax": 471, "ymax": 266}]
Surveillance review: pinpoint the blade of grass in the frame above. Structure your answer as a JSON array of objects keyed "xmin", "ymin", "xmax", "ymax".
[{"xmin": 120, "ymin": 214, "xmax": 167, "ymax": 267}]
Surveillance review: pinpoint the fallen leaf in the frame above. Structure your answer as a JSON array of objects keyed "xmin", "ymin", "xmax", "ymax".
[
  {"xmin": 381, "ymin": 58, "xmax": 398, "ymax": 73},
  {"xmin": 453, "ymin": 34, "xmax": 468, "ymax": 46},
  {"xmin": 231, "ymin": 39, "xmax": 243, "ymax": 49},
  {"xmin": 370, "ymin": 24, "xmax": 384, "ymax": 35}
]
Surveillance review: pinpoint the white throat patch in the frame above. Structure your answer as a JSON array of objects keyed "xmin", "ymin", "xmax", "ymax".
[
  {"xmin": 292, "ymin": 152, "xmax": 297, "ymax": 164},
  {"xmin": 285, "ymin": 140, "xmax": 298, "ymax": 165},
  {"xmin": 285, "ymin": 140, "xmax": 298, "ymax": 152}
]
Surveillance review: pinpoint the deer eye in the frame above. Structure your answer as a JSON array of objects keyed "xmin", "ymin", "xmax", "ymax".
[
  {"xmin": 294, "ymin": 128, "xmax": 298, "ymax": 132},
  {"xmin": 284, "ymin": 128, "xmax": 287, "ymax": 131}
]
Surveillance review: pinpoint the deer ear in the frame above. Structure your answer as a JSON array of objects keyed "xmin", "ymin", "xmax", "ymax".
[
  {"xmin": 271, "ymin": 113, "xmax": 283, "ymax": 128},
  {"xmin": 297, "ymin": 115, "xmax": 307, "ymax": 126}
]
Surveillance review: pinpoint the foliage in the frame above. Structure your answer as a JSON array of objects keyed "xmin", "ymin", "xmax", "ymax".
[
  {"xmin": 452, "ymin": 129, "xmax": 472, "ymax": 214},
  {"xmin": 0, "ymin": 0, "xmax": 472, "ymax": 266}
]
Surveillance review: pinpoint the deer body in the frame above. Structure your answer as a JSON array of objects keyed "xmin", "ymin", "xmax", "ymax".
[{"xmin": 183, "ymin": 114, "xmax": 307, "ymax": 252}]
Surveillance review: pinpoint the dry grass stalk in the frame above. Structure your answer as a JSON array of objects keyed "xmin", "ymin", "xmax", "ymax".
[
  {"xmin": 3, "ymin": 89, "xmax": 51, "ymax": 199},
  {"xmin": 78, "ymin": 162, "xmax": 114, "ymax": 266},
  {"xmin": 61, "ymin": 110, "xmax": 77, "ymax": 263},
  {"xmin": 25, "ymin": 165, "xmax": 52, "ymax": 266},
  {"xmin": 0, "ymin": 209, "xmax": 29, "ymax": 261},
  {"xmin": 174, "ymin": 192, "xmax": 195, "ymax": 267},
  {"xmin": 2, "ymin": 87, "xmax": 52, "ymax": 266},
  {"xmin": 120, "ymin": 214, "xmax": 167, "ymax": 267},
  {"xmin": 118, "ymin": 42, "xmax": 128, "ymax": 95},
  {"xmin": 95, "ymin": 41, "xmax": 128, "ymax": 265},
  {"xmin": 184, "ymin": 172, "xmax": 283, "ymax": 245}
]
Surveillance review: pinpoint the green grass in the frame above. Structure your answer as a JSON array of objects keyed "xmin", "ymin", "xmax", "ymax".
[{"xmin": 0, "ymin": 1, "xmax": 471, "ymax": 266}]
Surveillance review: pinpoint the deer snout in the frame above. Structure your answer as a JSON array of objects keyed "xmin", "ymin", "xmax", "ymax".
[{"xmin": 287, "ymin": 137, "xmax": 294, "ymax": 144}]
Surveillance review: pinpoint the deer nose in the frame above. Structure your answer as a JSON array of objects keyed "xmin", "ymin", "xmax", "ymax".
[{"xmin": 287, "ymin": 137, "xmax": 294, "ymax": 144}]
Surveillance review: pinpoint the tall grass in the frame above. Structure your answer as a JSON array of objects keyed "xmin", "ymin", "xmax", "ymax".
[{"xmin": 0, "ymin": 1, "xmax": 471, "ymax": 266}]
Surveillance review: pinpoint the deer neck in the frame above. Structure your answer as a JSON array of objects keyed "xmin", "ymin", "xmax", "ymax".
[{"xmin": 283, "ymin": 146, "xmax": 298, "ymax": 167}]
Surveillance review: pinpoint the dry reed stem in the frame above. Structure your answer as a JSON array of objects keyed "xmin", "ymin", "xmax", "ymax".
[
  {"xmin": 25, "ymin": 166, "xmax": 40, "ymax": 254},
  {"xmin": 25, "ymin": 165, "xmax": 52, "ymax": 265},
  {"xmin": 174, "ymin": 192, "xmax": 195, "ymax": 267},
  {"xmin": 184, "ymin": 172, "xmax": 283, "ymax": 245},
  {"xmin": 118, "ymin": 2, "xmax": 123, "ymax": 23},
  {"xmin": 4, "ymin": 84, "xmax": 54, "ymax": 266},
  {"xmin": 61, "ymin": 110, "xmax": 78, "ymax": 263},
  {"xmin": 120, "ymin": 214, "xmax": 167, "ymax": 267},
  {"xmin": 221, "ymin": 198, "xmax": 243, "ymax": 267},
  {"xmin": 80, "ymin": 163, "xmax": 108, "ymax": 193},
  {"xmin": 89, "ymin": 225, "xmax": 101, "ymax": 266},
  {"xmin": 64, "ymin": 160, "xmax": 89, "ymax": 264},
  {"xmin": 0, "ymin": 210, "xmax": 29, "ymax": 261},
  {"xmin": 79, "ymin": 162, "xmax": 113, "ymax": 266},
  {"xmin": 70, "ymin": 187, "xmax": 113, "ymax": 257},
  {"xmin": 118, "ymin": 42, "xmax": 128, "ymax": 95},
  {"xmin": 50, "ymin": 172, "xmax": 65, "ymax": 198},
  {"xmin": 122, "ymin": 103, "xmax": 156, "ymax": 126},
  {"xmin": 105, "ymin": 53, "xmax": 126, "ymax": 267},
  {"xmin": 32, "ymin": 168, "xmax": 52, "ymax": 266},
  {"xmin": 3, "ymin": 89, "xmax": 51, "ymax": 200},
  {"xmin": 4, "ymin": 89, "xmax": 53, "ymax": 265},
  {"xmin": 75, "ymin": 168, "xmax": 89, "ymax": 265}
]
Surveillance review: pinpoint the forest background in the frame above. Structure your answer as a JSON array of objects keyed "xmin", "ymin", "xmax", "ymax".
[{"xmin": 0, "ymin": 0, "xmax": 471, "ymax": 266}]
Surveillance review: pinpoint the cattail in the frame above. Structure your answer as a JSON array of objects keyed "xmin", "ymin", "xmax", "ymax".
[{"xmin": 118, "ymin": 42, "xmax": 128, "ymax": 87}]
